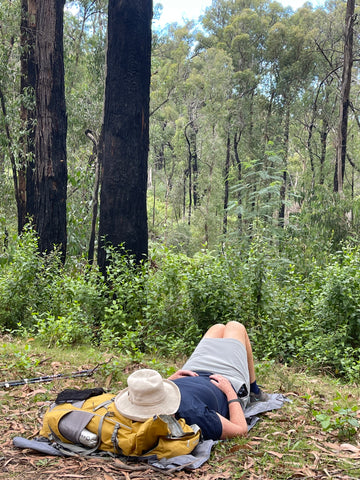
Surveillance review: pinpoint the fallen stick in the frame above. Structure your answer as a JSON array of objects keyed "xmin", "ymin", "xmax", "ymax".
[{"xmin": 0, "ymin": 360, "xmax": 111, "ymax": 389}]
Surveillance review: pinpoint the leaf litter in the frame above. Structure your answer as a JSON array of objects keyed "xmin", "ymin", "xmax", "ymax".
[{"xmin": 0, "ymin": 352, "xmax": 359, "ymax": 479}]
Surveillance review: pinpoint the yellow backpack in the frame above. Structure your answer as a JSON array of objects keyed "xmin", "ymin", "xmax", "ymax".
[{"xmin": 40, "ymin": 392, "xmax": 201, "ymax": 459}]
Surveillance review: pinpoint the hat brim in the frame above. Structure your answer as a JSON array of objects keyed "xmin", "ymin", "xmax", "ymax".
[{"xmin": 114, "ymin": 379, "xmax": 181, "ymax": 422}]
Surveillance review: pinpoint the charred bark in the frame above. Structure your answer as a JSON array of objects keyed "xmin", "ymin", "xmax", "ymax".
[
  {"xmin": 334, "ymin": 0, "xmax": 355, "ymax": 194},
  {"xmin": 86, "ymin": 129, "xmax": 100, "ymax": 266},
  {"xmin": 98, "ymin": 0, "xmax": 152, "ymax": 272},
  {"xmin": 19, "ymin": 0, "xmax": 36, "ymax": 233},
  {"xmin": 34, "ymin": 0, "xmax": 67, "ymax": 260},
  {"xmin": 223, "ymin": 134, "xmax": 231, "ymax": 236}
]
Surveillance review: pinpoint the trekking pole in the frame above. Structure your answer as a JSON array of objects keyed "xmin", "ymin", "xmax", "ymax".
[{"xmin": 0, "ymin": 359, "xmax": 112, "ymax": 389}]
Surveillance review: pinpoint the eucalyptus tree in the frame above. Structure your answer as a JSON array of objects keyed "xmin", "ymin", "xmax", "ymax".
[
  {"xmin": 0, "ymin": 0, "xmax": 30, "ymax": 234},
  {"xmin": 19, "ymin": 0, "xmax": 36, "ymax": 233},
  {"xmin": 182, "ymin": 47, "xmax": 235, "ymax": 244},
  {"xmin": 288, "ymin": 5, "xmax": 339, "ymax": 197},
  {"xmin": 151, "ymin": 17, "xmax": 240, "ymax": 248},
  {"xmin": 33, "ymin": 0, "xmax": 68, "ymax": 261},
  {"xmin": 265, "ymin": 5, "xmax": 318, "ymax": 226},
  {"xmin": 269, "ymin": 0, "xmax": 360, "ymax": 251},
  {"xmin": 149, "ymin": 21, "xmax": 196, "ymax": 239},
  {"xmin": 64, "ymin": 0, "xmax": 107, "ymax": 149},
  {"xmin": 98, "ymin": 0, "xmax": 152, "ymax": 272},
  {"xmin": 199, "ymin": 0, "xmax": 289, "ymax": 239},
  {"xmin": 293, "ymin": 0, "xmax": 360, "ymax": 199},
  {"xmin": 335, "ymin": 0, "xmax": 356, "ymax": 195}
]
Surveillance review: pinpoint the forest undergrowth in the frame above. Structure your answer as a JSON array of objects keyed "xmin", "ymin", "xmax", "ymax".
[{"xmin": 1, "ymin": 227, "xmax": 360, "ymax": 383}]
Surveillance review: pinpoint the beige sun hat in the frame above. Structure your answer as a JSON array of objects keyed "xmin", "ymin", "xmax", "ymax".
[{"xmin": 114, "ymin": 369, "xmax": 181, "ymax": 422}]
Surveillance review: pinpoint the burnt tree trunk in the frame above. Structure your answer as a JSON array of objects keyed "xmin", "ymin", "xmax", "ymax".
[
  {"xmin": 334, "ymin": 0, "xmax": 355, "ymax": 194},
  {"xmin": 233, "ymin": 130, "xmax": 242, "ymax": 232},
  {"xmin": 19, "ymin": 0, "xmax": 36, "ymax": 233},
  {"xmin": 279, "ymin": 100, "xmax": 290, "ymax": 228},
  {"xmin": 34, "ymin": 0, "xmax": 67, "ymax": 260},
  {"xmin": 86, "ymin": 129, "xmax": 100, "ymax": 266},
  {"xmin": 184, "ymin": 121, "xmax": 199, "ymax": 225},
  {"xmin": 223, "ymin": 134, "xmax": 231, "ymax": 236},
  {"xmin": 98, "ymin": 0, "xmax": 152, "ymax": 273}
]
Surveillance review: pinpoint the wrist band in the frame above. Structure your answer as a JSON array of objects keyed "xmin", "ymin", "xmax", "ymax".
[{"xmin": 228, "ymin": 398, "xmax": 241, "ymax": 405}]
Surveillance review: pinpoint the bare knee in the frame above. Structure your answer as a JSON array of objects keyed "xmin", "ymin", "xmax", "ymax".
[
  {"xmin": 223, "ymin": 321, "xmax": 247, "ymax": 343},
  {"xmin": 213, "ymin": 323, "xmax": 226, "ymax": 330},
  {"xmin": 204, "ymin": 323, "xmax": 226, "ymax": 338},
  {"xmin": 226, "ymin": 320, "xmax": 245, "ymax": 330}
]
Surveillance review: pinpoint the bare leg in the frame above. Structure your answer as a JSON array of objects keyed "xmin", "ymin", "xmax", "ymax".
[
  {"xmin": 203, "ymin": 323, "xmax": 225, "ymax": 339},
  {"xmin": 222, "ymin": 321, "xmax": 256, "ymax": 384}
]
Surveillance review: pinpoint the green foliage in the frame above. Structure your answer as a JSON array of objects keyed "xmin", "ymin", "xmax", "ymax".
[
  {"xmin": 312, "ymin": 247, "xmax": 360, "ymax": 346},
  {"xmin": 104, "ymin": 246, "xmax": 148, "ymax": 329},
  {"xmin": 28, "ymin": 266, "xmax": 107, "ymax": 347},
  {"xmin": 31, "ymin": 307, "xmax": 93, "ymax": 348},
  {"xmin": 0, "ymin": 227, "xmax": 107, "ymax": 347},
  {"xmin": 144, "ymin": 246, "xmax": 201, "ymax": 356},
  {"xmin": 0, "ymin": 342, "xmax": 37, "ymax": 373},
  {"xmin": 0, "ymin": 227, "xmax": 51, "ymax": 330},
  {"xmin": 248, "ymin": 242, "xmax": 360, "ymax": 383},
  {"xmin": 186, "ymin": 250, "xmax": 238, "ymax": 331},
  {"xmin": 314, "ymin": 403, "xmax": 359, "ymax": 440},
  {"xmin": 98, "ymin": 246, "xmax": 149, "ymax": 360},
  {"xmin": 287, "ymin": 189, "xmax": 357, "ymax": 262},
  {"xmin": 2, "ymin": 225, "xmax": 360, "ymax": 381}
]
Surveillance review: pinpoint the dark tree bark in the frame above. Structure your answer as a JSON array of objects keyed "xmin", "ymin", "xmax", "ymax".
[
  {"xmin": 279, "ymin": 100, "xmax": 290, "ymax": 228},
  {"xmin": 19, "ymin": 0, "xmax": 36, "ymax": 233},
  {"xmin": 184, "ymin": 120, "xmax": 199, "ymax": 225},
  {"xmin": 334, "ymin": 0, "xmax": 355, "ymax": 194},
  {"xmin": 98, "ymin": 0, "xmax": 152, "ymax": 272},
  {"xmin": 223, "ymin": 134, "xmax": 231, "ymax": 235},
  {"xmin": 233, "ymin": 130, "xmax": 242, "ymax": 232},
  {"xmin": 34, "ymin": 0, "xmax": 67, "ymax": 260},
  {"xmin": 319, "ymin": 117, "xmax": 329, "ymax": 186},
  {"xmin": 86, "ymin": 129, "xmax": 100, "ymax": 266}
]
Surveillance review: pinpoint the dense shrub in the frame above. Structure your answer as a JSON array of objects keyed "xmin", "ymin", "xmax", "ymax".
[
  {"xmin": 1, "ymin": 228, "xmax": 360, "ymax": 381},
  {"xmin": 0, "ymin": 227, "xmax": 59, "ymax": 330},
  {"xmin": 31, "ymin": 269, "xmax": 107, "ymax": 346},
  {"xmin": 0, "ymin": 227, "xmax": 107, "ymax": 345},
  {"xmin": 144, "ymin": 246, "xmax": 199, "ymax": 356},
  {"xmin": 248, "ymin": 246, "xmax": 360, "ymax": 382},
  {"xmin": 99, "ymin": 247, "xmax": 149, "ymax": 356}
]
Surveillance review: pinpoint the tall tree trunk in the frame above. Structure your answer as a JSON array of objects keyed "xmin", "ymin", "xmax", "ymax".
[
  {"xmin": 307, "ymin": 120, "xmax": 315, "ymax": 194},
  {"xmin": 34, "ymin": 0, "xmax": 67, "ymax": 260},
  {"xmin": 279, "ymin": 100, "xmax": 290, "ymax": 228},
  {"xmin": 98, "ymin": 0, "xmax": 152, "ymax": 272},
  {"xmin": 319, "ymin": 117, "xmax": 329, "ymax": 186},
  {"xmin": 233, "ymin": 130, "xmax": 242, "ymax": 233},
  {"xmin": 223, "ymin": 134, "xmax": 231, "ymax": 235},
  {"xmin": 185, "ymin": 121, "xmax": 199, "ymax": 224},
  {"xmin": 185, "ymin": 124, "xmax": 192, "ymax": 226},
  {"xmin": 86, "ymin": 129, "xmax": 100, "ymax": 266},
  {"xmin": 19, "ymin": 0, "xmax": 36, "ymax": 233},
  {"xmin": 334, "ymin": 0, "xmax": 355, "ymax": 194}
]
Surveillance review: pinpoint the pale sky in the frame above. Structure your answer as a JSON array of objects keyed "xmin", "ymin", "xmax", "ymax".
[{"xmin": 153, "ymin": 0, "xmax": 323, "ymax": 27}]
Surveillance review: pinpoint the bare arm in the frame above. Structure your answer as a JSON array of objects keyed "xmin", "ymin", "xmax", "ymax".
[{"xmin": 210, "ymin": 374, "xmax": 248, "ymax": 440}]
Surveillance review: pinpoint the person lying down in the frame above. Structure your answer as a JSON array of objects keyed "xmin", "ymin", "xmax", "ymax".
[{"xmin": 116, "ymin": 321, "xmax": 269, "ymax": 441}]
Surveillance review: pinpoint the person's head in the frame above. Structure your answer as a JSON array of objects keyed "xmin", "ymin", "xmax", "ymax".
[{"xmin": 114, "ymin": 368, "xmax": 181, "ymax": 422}]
